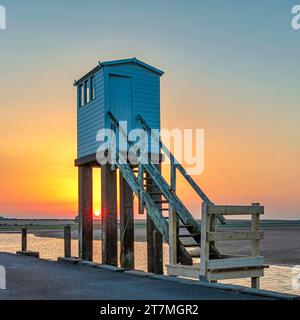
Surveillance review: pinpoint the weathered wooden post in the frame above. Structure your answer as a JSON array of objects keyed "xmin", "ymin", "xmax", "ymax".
[
  {"xmin": 21, "ymin": 228, "xmax": 27, "ymax": 252},
  {"xmin": 251, "ymin": 203, "xmax": 261, "ymax": 289},
  {"xmin": 64, "ymin": 225, "xmax": 72, "ymax": 258},
  {"xmin": 17, "ymin": 227, "xmax": 39, "ymax": 258},
  {"xmin": 153, "ymin": 230, "xmax": 163, "ymax": 274},
  {"xmin": 169, "ymin": 162, "xmax": 177, "ymax": 265},
  {"xmin": 101, "ymin": 164, "xmax": 118, "ymax": 266},
  {"xmin": 78, "ymin": 165, "xmax": 93, "ymax": 261},
  {"xmin": 120, "ymin": 174, "xmax": 134, "ymax": 269},
  {"xmin": 146, "ymin": 169, "xmax": 163, "ymax": 274},
  {"xmin": 200, "ymin": 203, "xmax": 209, "ymax": 282}
]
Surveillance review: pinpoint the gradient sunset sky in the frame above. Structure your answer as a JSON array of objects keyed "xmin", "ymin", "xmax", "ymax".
[{"xmin": 0, "ymin": 0, "xmax": 299, "ymax": 219}]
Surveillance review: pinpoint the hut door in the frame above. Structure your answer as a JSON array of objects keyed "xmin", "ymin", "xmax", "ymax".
[{"xmin": 109, "ymin": 75, "xmax": 132, "ymax": 130}]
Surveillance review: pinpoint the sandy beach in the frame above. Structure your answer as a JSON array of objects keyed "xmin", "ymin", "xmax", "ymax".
[{"xmin": 1, "ymin": 219, "xmax": 299, "ymax": 266}]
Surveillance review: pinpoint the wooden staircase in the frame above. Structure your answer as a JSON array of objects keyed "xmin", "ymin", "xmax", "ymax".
[{"xmin": 108, "ymin": 112, "xmax": 226, "ymax": 266}]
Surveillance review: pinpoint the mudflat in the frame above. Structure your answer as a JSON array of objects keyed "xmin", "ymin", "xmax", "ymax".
[{"xmin": 1, "ymin": 219, "xmax": 300, "ymax": 265}]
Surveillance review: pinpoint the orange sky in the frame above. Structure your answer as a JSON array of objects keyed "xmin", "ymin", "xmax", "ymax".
[
  {"xmin": 0, "ymin": 70, "xmax": 299, "ymax": 220},
  {"xmin": 0, "ymin": 2, "xmax": 299, "ymax": 220}
]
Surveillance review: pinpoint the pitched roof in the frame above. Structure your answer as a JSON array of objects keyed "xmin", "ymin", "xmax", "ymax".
[{"xmin": 74, "ymin": 57, "xmax": 164, "ymax": 86}]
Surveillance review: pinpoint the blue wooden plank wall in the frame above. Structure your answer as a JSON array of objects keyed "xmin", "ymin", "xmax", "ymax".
[
  {"xmin": 77, "ymin": 69, "xmax": 104, "ymax": 158},
  {"xmin": 77, "ymin": 62, "xmax": 161, "ymax": 159}
]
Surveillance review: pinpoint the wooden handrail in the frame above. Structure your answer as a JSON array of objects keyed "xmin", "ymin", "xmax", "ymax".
[
  {"xmin": 136, "ymin": 114, "xmax": 226, "ymax": 224},
  {"xmin": 108, "ymin": 111, "xmax": 222, "ymax": 260}
]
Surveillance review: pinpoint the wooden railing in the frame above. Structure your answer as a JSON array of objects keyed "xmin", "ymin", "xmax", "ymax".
[
  {"xmin": 200, "ymin": 203, "xmax": 266, "ymax": 289},
  {"xmin": 136, "ymin": 114, "xmax": 226, "ymax": 225}
]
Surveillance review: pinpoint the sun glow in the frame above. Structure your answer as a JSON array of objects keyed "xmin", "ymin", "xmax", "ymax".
[{"xmin": 94, "ymin": 210, "xmax": 101, "ymax": 217}]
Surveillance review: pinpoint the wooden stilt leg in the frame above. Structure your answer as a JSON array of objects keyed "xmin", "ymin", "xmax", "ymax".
[
  {"xmin": 78, "ymin": 166, "xmax": 93, "ymax": 261},
  {"xmin": 120, "ymin": 174, "xmax": 134, "ymax": 269},
  {"xmin": 251, "ymin": 277, "xmax": 260, "ymax": 289},
  {"xmin": 146, "ymin": 169, "xmax": 163, "ymax": 274},
  {"xmin": 101, "ymin": 164, "xmax": 118, "ymax": 266}
]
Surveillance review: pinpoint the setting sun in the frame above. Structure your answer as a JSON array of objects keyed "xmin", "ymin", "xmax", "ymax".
[{"xmin": 94, "ymin": 210, "xmax": 101, "ymax": 218}]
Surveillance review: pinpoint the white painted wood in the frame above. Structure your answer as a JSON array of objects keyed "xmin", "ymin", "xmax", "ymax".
[
  {"xmin": 207, "ymin": 256, "xmax": 264, "ymax": 270},
  {"xmin": 200, "ymin": 203, "xmax": 210, "ymax": 279},
  {"xmin": 207, "ymin": 268, "xmax": 264, "ymax": 281},
  {"xmin": 208, "ymin": 231, "xmax": 264, "ymax": 241},
  {"xmin": 167, "ymin": 264, "xmax": 199, "ymax": 279},
  {"xmin": 207, "ymin": 205, "xmax": 264, "ymax": 216},
  {"xmin": 251, "ymin": 205, "xmax": 261, "ymax": 289},
  {"xmin": 169, "ymin": 162, "xmax": 177, "ymax": 265},
  {"xmin": 167, "ymin": 265, "xmax": 265, "ymax": 282},
  {"xmin": 169, "ymin": 207, "xmax": 177, "ymax": 265}
]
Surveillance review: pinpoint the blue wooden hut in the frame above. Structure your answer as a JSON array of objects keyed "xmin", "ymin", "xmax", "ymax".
[{"xmin": 74, "ymin": 58, "xmax": 164, "ymax": 163}]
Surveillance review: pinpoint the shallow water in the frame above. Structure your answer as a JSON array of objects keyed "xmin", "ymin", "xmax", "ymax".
[{"xmin": 0, "ymin": 233, "xmax": 299, "ymax": 296}]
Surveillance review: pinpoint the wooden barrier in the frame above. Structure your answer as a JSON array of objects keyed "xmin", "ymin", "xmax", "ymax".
[{"xmin": 200, "ymin": 203, "xmax": 267, "ymax": 289}]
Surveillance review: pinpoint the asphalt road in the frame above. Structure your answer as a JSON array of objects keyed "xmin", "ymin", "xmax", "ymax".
[{"xmin": 0, "ymin": 253, "xmax": 269, "ymax": 300}]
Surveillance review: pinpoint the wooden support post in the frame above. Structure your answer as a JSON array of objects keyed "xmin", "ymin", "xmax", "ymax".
[
  {"xmin": 64, "ymin": 225, "xmax": 71, "ymax": 258},
  {"xmin": 138, "ymin": 164, "xmax": 145, "ymax": 215},
  {"xmin": 78, "ymin": 165, "xmax": 93, "ymax": 261},
  {"xmin": 101, "ymin": 164, "xmax": 118, "ymax": 266},
  {"xmin": 251, "ymin": 203, "xmax": 261, "ymax": 289},
  {"xmin": 120, "ymin": 174, "xmax": 134, "ymax": 269},
  {"xmin": 153, "ymin": 230, "xmax": 162, "ymax": 274},
  {"xmin": 146, "ymin": 169, "xmax": 163, "ymax": 274},
  {"xmin": 169, "ymin": 162, "xmax": 177, "ymax": 265},
  {"xmin": 21, "ymin": 228, "xmax": 27, "ymax": 252},
  {"xmin": 200, "ymin": 203, "xmax": 210, "ymax": 282}
]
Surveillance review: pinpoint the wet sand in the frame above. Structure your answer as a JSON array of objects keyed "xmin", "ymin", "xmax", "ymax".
[
  {"xmin": 1, "ymin": 219, "xmax": 300, "ymax": 266},
  {"xmin": 32, "ymin": 223, "xmax": 300, "ymax": 266}
]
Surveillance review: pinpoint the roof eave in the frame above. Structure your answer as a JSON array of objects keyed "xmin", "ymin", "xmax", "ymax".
[
  {"xmin": 100, "ymin": 58, "xmax": 164, "ymax": 76},
  {"xmin": 74, "ymin": 65, "xmax": 100, "ymax": 86},
  {"xmin": 74, "ymin": 58, "xmax": 164, "ymax": 86}
]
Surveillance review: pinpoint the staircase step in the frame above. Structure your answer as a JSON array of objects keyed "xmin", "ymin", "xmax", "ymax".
[
  {"xmin": 179, "ymin": 234, "xmax": 199, "ymax": 238},
  {"xmin": 144, "ymin": 177, "xmax": 155, "ymax": 181},
  {"xmin": 183, "ymin": 244, "xmax": 200, "ymax": 248},
  {"xmin": 159, "ymin": 208, "xmax": 169, "ymax": 211},
  {"xmin": 148, "ymin": 192, "xmax": 164, "ymax": 195},
  {"xmin": 190, "ymin": 253, "xmax": 200, "ymax": 258},
  {"xmin": 154, "ymin": 200, "xmax": 169, "ymax": 204},
  {"xmin": 179, "ymin": 225, "xmax": 193, "ymax": 229}
]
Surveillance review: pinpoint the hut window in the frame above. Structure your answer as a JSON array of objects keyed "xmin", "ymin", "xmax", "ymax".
[
  {"xmin": 90, "ymin": 76, "xmax": 95, "ymax": 100},
  {"xmin": 84, "ymin": 80, "xmax": 90, "ymax": 104},
  {"xmin": 78, "ymin": 76, "xmax": 95, "ymax": 107},
  {"xmin": 79, "ymin": 84, "xmax": 84, "ymax": 107}
]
